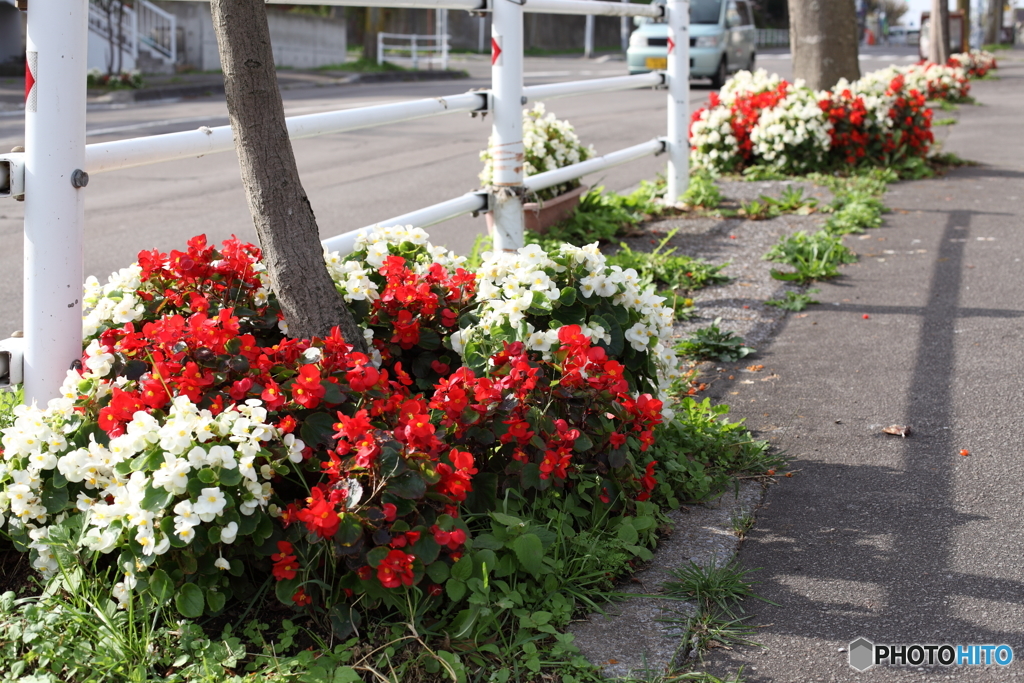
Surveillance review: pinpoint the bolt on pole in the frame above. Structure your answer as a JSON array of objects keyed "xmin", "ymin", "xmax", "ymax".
[
  {"xmin": 665, "ymin": 0, "xmax": 690, "ymax": 203},
  {"xmin": 24, "ymin": 0, "xmax": 89, "ymax": 405},
  {"xmin": 489, "ymin": 0, "xmax": 525, "ymax": 252}
]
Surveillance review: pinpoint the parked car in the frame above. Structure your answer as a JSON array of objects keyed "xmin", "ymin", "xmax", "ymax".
[{"xmin": 627, "ymin": 0, "xmax": 757, "ymax": 88}]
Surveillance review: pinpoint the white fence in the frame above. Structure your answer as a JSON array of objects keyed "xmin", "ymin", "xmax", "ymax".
[
  {"xmin": 0, "ymin": 0, "xmax": 690, "ymax": 405},
  {"xmin": 377, "ymin": 32, "xmax": 450, "ymax": 70},
  {"xmin": 756, "ymin": 28, "xmax": 789, "ymax": 47}
]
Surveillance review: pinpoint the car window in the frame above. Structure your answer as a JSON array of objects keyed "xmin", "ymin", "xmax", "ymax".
[
  {"xmin": 736, "ymin": 1, "xmax": 753, "ymax": 26},
  {"xmin": 691, "ymin": 0, "xmax": 723, "ymax": 24},
  {"xmin": 726, "ymin": 1, "xmax": 742, "ymax": 28}
]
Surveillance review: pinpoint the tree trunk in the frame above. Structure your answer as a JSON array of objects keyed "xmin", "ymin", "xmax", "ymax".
[
  {"xmin": 929, "ymin": 0, "xmax": 949, "ymax": 63},
  {"xmin": 787, "ymin": 0, "xmax": 860, "ymax": 91},
  {"xmin": 363, "ymin": 9, "xmax": 386, "ymax": 63},
  {"xmin": 209, "ymin": 0, "xmax": 367, "ymax": 351},
  {"xmin": 987, "ymin": 0, "xmax": 1002, "ymax": 44},
  {"xmin": 957, "ymin": 0, "xmax": 970, "ymax": 50}
]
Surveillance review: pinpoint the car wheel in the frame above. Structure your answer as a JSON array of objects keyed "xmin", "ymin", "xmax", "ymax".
[
  {"xmin": 748, "ymin": 51, "xmax": 756, "ymax": 71},
  {"xmin": 710, "ymin": 58, "xmax": 728, "ymax": 89}
]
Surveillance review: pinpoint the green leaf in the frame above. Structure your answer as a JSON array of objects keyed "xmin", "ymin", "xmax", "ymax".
[
  {"xmin": 206, "ymin": 587, "xmax": 227, "ymax": 613},
  {"xmin": 558, "ymin": 287, "xmax": 577, "ymax": 306},
  {"xmin": 41, "ymin": 480, "xmax": 69, "ymax": 514},
  {"xmin": 300, "ymin": 411, "xmax": 337, "ymax": 449},
  {"xmin": 218, "ymin": 467, "xmax": 242, "ymax": 488},
  {"xmin": 175, "ymin": 583, "xmax": 205, "ymax": 618},
  {"xmin": 275, "ymin": 577, "xmax": 301, "ymax": 606},
  {"xmin": 141, "ymin": 483, "xmax": 174, "ymax": 513},
  {"xmin": 490, "ymin": 512, "xmax": 524, "ymax": 528},
  {"xmin": 426, "ymin": 561, "xmax": 450, "ymax": 584},
  {"xmin": 446, "ymin": 578, "xmax": 467, "ymax": 602},
  {"xmin": 616, "ymin": 521, "xmax": 639, "ymax": 545},
  {"xmin": 470, "ymin": 533, "xmax": 503, "ymax": 551},
  {"xmin": 572, "ymin": 432, "xmax": 594, "ymax": 453},
  {"xmin": 197, "ymin": 468, "xmax": 217, "ymax": 485},
  {"xmin": 512, "ymin": 533, "xmax": 545, "ymax": 577},
  {"xmin": 366, "ymin": 545, "xmax": 390, "ymax": 568},
  {"xmin": 417, "ymin": 328, "xmax": 442, "ymax": 351},
  {"xmin": 335, "ymin": 513, "xmax": 363, "ymax": 547},
  {"xmin": 410, "ymin": 535, "xmax": 441, "ymax": 565},
  {"xmin": 450, "ymin": 555, "xmax": 473, "ymax": 582},
  {"xmin": 462, "ymin": 471, "xmax": 498, "ymax": 514},
  {"xmin": 388, "ymin": 471, "xmax": 426, "ymax": 500},
  {"xmin": 149, "ymin": 568, "xmax": 174, "ymax": 603},
  {"xmin": 551, "ymin": 300, "xmax": 587, "ymax": 326}
]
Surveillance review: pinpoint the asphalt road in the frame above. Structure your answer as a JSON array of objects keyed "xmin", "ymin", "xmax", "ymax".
[{"xmin": 0, "ymin": 47, "xmax": 919, "ymax": 338}]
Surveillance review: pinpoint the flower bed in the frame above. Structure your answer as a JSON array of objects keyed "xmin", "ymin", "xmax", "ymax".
[
  {"xmin": 948, "ymin": 49, "xmax": 998, "ymax": 78},
  {"xmin": 1, "ymin": 228, "xmax": 686, "ymax": 626},
  {"xmin": 689, "ymin": 52, "xmax": 994, "ymax": 176}
]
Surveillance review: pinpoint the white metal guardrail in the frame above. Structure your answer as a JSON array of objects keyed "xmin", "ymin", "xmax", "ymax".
[
  {"xmin": 5, "ymin": 0, "xmax": 690, "ymax": 404},
  {"xmin": 756, "ymin": 28, "xmax": 789, "ymax": 47},
  {"xmin": 377, "ymin": 32, "xmax": 450, "ymax": 70}
]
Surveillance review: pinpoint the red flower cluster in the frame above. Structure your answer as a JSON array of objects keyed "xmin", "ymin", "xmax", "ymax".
[
  {"xmin": 377, "ymin": 549, "xmax": 416, "ymax": 589},
  {"xmin": 689, "ymin": 83, "xmax": 789, "ymax": 169},
  {"xmin": 369, "ymin": 255, "xmax": 475, "ymax": 357}
]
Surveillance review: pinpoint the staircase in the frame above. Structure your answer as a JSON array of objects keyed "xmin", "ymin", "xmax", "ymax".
[{"xmin": 88, "ymin": 0, "xmax": 176, "ymax": 71}]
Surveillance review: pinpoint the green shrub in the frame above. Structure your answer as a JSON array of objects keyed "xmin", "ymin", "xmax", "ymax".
[{"xmin": 765, "ymin": 230, "xmax": 857, "ymax": 283}]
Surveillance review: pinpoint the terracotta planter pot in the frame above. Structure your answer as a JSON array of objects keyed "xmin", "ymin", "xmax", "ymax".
[{"xmin": 486, "ymin": 184, "xmax": 588, "ymax": 236}]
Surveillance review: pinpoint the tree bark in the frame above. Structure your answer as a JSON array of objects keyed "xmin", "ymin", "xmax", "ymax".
[
  {"xmin": 929, "ymin": 0, "xmax": 950, "ymax": 63},
  {"xmin": 209, "ymin": 0, "xmax": 367, "ymax": 351},
  {"xmin": 957, "ymin": 0, "xmax": 970, "ymax": 50},
  {"xmin": 787, "ymin": 0, "xmax": 860, "ymax": 91},
  {"xmin": 363, "ymin": 9, "xmax": 387, "ymax": 63},
  {"xmin": 986, "ymin": 0, "xmax": 1002, "ymax": 44}
]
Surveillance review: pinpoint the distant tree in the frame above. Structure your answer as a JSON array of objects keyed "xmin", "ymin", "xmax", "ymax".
[
  {"xmin": 787, "ymin": 0, "xmax": 859, "ymax": 90},
  {"xmin": 984, "ymin": 0, "xmax": 1002, "ymax": 44},
  {"xmin": 929, "ymin": 0, "xmax": 950, "ymax": 63},
  {"xmin": 95, "ymin": 0, "xmax": 128, "ymax": 76},
  {"xmin": 209, "ymin": 0, "xmax": 367, "ymax": 349},
  {"xmin": 868, "ymin": 0, "xmax": 909, "ymax": 27},
  {"xmin": 957, "ymin": 0, "xmax": 970, "ymax": 46}
]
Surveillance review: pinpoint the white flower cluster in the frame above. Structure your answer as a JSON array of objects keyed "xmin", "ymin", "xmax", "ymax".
[
  {"xmin": 717, "ymin": 68, "xmax": 786, "ymax": 106},
  {"xmin": 689, "ymin": 104, "xmax": 743, "ymax": 170},
  {"xmin": 902, "ymin": 62, "xmax": 969, "ymax": 100},
  {"xmin": 749, "ymin": 87, "xmax": 833, "ymax": 173},
  {"xmin": 0, "ymin": 372, "xmax": 299, "ymax": 589},
  {"xmin": 459, "ymin": 241, "xmax": 682, "ymax": 415},
  {"xmin": 948, "ymin": 49, "xmax": 997, "ymax": 75},
  {"xmin": 82, "ymin": 265, "xmax": 147, "ymax": 338},
  {"xmin": 480, "ymin": 103, "xmax": 594, "ymax": 199}
]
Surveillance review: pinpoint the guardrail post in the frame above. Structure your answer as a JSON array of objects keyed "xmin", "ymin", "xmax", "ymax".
[
  {"xmin": 665, "ymin": 0, "xmax": 689, "ymax": 202},
  {"xmin": 489, "ymin": 0, "xmax": 525, "ymax": 251},
  {"xmin": 24, "ymin": 0, "xmax": 88, "ymax": 404},
  {"xmin": 412, "ymin": 35, "xmax": 419, "ymax": 69}
]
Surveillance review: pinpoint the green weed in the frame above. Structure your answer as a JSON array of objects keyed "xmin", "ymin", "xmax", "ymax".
[
  {"xmin": 663, "ymin": 560, "xmax": 768, "ymax": 616},
  {"xmin": 681, "ymin": 172, "xmax": 723, "ymax": 209},
  {"xmin": 764, "ymin": 289, "xmax": 819, "ymax": 311},
  {"xmin": 739, "ymin": 199, "xmax": 779, "ymax": 220},
  {"xmin": 0, "ymin": 386, "xmax": 21, "ymax": 430},
  {"xmin": 764, "ymin": 230, "xmax": 856, "ymax": 283},
  {"xmin": 741, "ymin": 165, "xmax": 788, "ymax": 181},
  {"xmin": 933, "ymin": 117, "xmax": 958, "ymax": 126},
  {"xmin": 675, "ymin": 319, "xmax": 754, "ymax": 363},
  {"xmin": 606, "ymin": 229, "xmax": 730, "ymax": 293}
]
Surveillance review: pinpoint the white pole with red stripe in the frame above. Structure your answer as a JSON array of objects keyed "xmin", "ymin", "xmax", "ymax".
[
  {"xmin": 489, "ymin": 0, "xmax": 525, "ymax": 252},
  {"xmin": 666, "ymin": 0, "xmax": 690, "ymax": 202},
  {"xmin": 23, "ymin": 0, "xmax": 89, "ymax": 403}
]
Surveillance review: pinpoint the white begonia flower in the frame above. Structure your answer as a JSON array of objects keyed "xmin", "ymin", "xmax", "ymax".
[
  {"xmin": 215, "ymin": 556, "xmax": 231, "ymax": 571},
  {"xmin": 220, "ymin": 521, "xmax": 239, "ymax": 544},
  {"xmin": 193, "ymin": 487, "xmax": 227, "ymax": 522},
  {"xmin": 152, "ymin": 454, "xmax": 191, "ymax": 495}
]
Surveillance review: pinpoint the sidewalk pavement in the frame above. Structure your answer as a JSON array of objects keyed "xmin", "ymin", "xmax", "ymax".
[{"xmin": 702, "ymin": 49, "xmax": 1024, "ymax": 681}]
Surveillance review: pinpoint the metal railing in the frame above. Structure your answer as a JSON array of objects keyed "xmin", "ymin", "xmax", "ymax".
[
  {"xmin": 1, "ymin": 0, "xmax": 690, "ymax": 404},
  {"xmin": 756, "ymin": 28, "xmax": 789, "ymax": 47},
  {"xmin": 87, "ymin": 0, "xmax": 177, "ymax": 66},
  {"xmin": 377, "ymin": 32, "xmax": 450, "ymax": 70}
]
